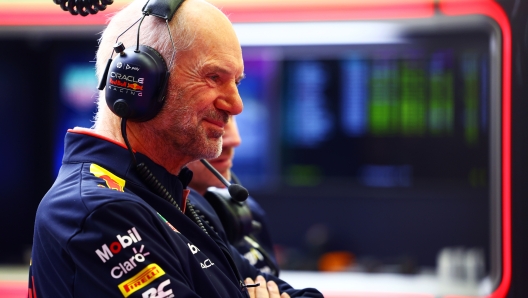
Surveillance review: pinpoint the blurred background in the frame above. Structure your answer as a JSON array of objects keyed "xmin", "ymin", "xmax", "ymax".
[{"xmin": 0, "ymin": 0, "xmax": 527, "ymax": 297}]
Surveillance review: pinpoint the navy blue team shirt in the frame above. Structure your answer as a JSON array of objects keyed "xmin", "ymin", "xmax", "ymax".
[
  {"xmin": 28, "ymin": 129, "xmax": 323, "ymax": 298},
  {"xmin": 187, "ymin": 189, "xmax": 280, "ymax": 276}
]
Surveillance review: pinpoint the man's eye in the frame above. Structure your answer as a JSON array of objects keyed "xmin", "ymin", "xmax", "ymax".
[{"xmin": 209, "ymin": 75, "xmax": 220, "ymax": 82}]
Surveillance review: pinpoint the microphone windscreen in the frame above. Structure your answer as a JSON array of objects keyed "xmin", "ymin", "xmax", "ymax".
[{"xmin": 228, "ymin": 184, "xmax": 249, "ymax": 202}]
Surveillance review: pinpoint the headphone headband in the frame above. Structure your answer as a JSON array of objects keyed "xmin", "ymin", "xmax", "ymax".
[{"xmin": 143, "ymin": 0, "xmax": 184, "ymax": 21}]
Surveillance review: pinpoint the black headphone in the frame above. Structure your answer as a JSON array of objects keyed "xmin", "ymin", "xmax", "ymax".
[
  {"xmin": 203, "ymin": 187, "xmax": 255, "ymax": 245},
  {"xmin": 97, "ymin": 0, "xmax": 184, "ymax": 122}
]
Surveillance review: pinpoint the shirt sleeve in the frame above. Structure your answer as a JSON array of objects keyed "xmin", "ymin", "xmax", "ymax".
[
  {"xmin": 229, "ymin": 242, "xmax": 324, "ymax": 298},
  {"xmin": 66, "ymin": 200, "xmax": 220, "ymax": 298}
]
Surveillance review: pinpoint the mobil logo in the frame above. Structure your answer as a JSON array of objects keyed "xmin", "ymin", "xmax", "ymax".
[{"xmin": 96, "ymin": 227, "xmax": 142, "ymax": 263}]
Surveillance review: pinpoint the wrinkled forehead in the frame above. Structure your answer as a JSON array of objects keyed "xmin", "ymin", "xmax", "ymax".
[
  {"xmin": 170, "ymin": 0, "xmax": 244, "ymax": 78},
  {"xmin": 186, "ymin": 34, "xmax": 244, "ymax": 77}
]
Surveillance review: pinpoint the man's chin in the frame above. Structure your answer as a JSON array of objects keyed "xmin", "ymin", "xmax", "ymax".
[{"xmin": 200, "ymin": 139, "xmax": 222, "ymax": 160}]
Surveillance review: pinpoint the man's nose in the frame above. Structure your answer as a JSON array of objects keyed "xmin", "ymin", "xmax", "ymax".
[{"xmin": 216, "ymin": 81, "xmax": 243, "ymax": 116}]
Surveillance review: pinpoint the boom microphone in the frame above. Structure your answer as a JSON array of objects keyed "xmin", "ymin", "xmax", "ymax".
[
  {"xmin": 53, "ymin": 0, "xmax": 114, "ymax": 16},
  {"xmin": 200, "ymin": 159, "xmax": 249, "ymax": 202}
]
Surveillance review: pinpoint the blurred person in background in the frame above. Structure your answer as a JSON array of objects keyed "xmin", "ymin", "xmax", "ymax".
[{"xmin": 187, "ymin": 116, "xmax": 280, "ymax": 276}]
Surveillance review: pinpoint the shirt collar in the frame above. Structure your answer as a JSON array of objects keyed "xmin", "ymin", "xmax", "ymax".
[{"xmin": 63, "ymin": 128, "xmax": 193, "ymax": 196}]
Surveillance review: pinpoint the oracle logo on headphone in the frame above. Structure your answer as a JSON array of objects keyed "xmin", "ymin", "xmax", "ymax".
[{"xmin": 103, "ymin": 44, "xmax": 169, "ymax": 121}]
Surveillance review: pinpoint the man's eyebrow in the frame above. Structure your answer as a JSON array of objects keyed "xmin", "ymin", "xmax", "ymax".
[{"xmin": 207, "ymin": 65, "xmax": 245, "ymax": 81}]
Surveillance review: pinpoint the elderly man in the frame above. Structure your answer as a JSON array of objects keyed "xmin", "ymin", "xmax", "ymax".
[{"xmin": 28, "ymin": 0, "xmax": 322, "ymax": 297}]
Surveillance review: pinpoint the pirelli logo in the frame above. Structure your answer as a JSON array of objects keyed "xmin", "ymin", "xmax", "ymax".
[{"xmin": 118, "ymin": 263, "xmax": 165, "ymax": 297}]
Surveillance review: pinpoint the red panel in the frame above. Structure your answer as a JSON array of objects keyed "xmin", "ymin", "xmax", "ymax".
[
  {"xmin": 0, "ymin": 2, "xmax": 435, "ymax": 26},
  {"xmin": 0, "ymin": 7, "xmax": 123, "ymax": 26},
  {"xmin": 0, "ymin": 0, "xmax": 511, "ymax": 297},
  {"xmin": 323, "ymin": 292, "xmax": 435, "ymax": 298},
  {"xmin": 0, "ymin": 281, "xmax": 28, "ymax": 298},
  {"xmin": 439, "ymin": 1, "xmax": 512, "ymax": 298},
  {"xmin": 223, "ymin": 3, "xmax": 435, "ymax": 23}
]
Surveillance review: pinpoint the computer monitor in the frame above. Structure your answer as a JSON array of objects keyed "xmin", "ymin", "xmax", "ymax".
[{"xmin": 229, "ymin": 2, "xmax": 510, "ymax": 296}]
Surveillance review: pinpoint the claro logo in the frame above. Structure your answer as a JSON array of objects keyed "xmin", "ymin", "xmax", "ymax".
[
  {"xmin": 111, "ymin": 245, "xmax": 150, "ymax": 279},
  {"xmin": 96, "ymin": 227, "xmax": 142, "ymax": 263}
]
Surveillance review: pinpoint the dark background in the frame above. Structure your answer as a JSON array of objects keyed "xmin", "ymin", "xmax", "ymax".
[{"xmin": 0, "ymin": 0, "xmax": 526, "ymax": 296}]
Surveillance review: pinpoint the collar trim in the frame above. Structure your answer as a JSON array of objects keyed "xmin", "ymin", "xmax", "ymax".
[{"xmin": 68, "ymin": 128, "xmax": 132, "ymax": 151}]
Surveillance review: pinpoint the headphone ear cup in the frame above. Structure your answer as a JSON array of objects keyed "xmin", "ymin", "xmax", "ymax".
[{"xmin": 105, "ymin": 44, "xmax": 169, "ymax": 122}]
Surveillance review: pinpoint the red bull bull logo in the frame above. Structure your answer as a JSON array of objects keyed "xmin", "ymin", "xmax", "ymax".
[
  {"xmin": 90, "ymin": 164, "xmax": 125, "ymax": 192},
  {"xmin": 109, "ymin": 78, "xmax": 144, "ymax": 92},
  {"xmin": 99, "ymin": 175, "xmax": 124, "ymax": 191},
  {"xmin": 127, "ymin": 83, "xmax": 143, "ymax": 91}
]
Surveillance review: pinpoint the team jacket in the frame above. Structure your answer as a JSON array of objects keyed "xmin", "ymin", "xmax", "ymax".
[
  {"xmin": 187, "ymin": 189, "xmax": 280, "ymax": 276},
  {"xmin": 236, "ymin": 196, "xmax": 280, "ymax": 275},
  {"xmin": 28, "ymin": 129, "xmax": 323, "ymax": 298}
]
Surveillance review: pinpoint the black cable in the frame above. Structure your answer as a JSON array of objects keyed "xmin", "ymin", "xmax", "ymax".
[
  {"xmin": 136, "ymin": 163, "xmax": 182, "ymax": 213},
  {"xmin": 120, "ymin": 118, "xmax": 137, "ymax": 165},
  {"xmin": 195, "ymin": 209, "xmax": 216, "ymax": 233},
  {"xmin": 201, "ymin": 160, "xmax": 249, "ymax": 202},
  {"xmin": 185, "ymin": 200, "xmax": 209, "ymax": 236},
  {"xmin": 119, "ymin": 119, "xmax": 209, "ymax": 235},
  {"xmin": 54, "ymin": 0, "xmax": 114, "ymax": 17},
  {"xmin": 135, "ymin": 14, "xmax": 147, "ymax": 52}
]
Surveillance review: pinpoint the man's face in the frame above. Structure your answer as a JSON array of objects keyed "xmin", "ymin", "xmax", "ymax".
[
  {"xmin": 187, "ymin": 116, "xmax": 241, "ymax": 193},
  {"xmin": 150, "ymin": 15, "xmax": 244, "ymax": 162}
]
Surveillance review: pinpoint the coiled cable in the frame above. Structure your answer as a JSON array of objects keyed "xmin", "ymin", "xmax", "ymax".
[
  {"xmin": 53, "ymin": 0, "xmax": 114, "ymax": 16},
  {"xmin": 121, "ymin": 118, "xmax": 209, "ymax": 236}
]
